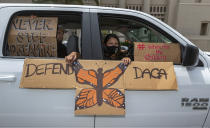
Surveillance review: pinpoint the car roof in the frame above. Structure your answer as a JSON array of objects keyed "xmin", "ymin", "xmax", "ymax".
[
  {"xmin": 0, "ymin": 3, "xmax": 143, "ymax": 13},
  {"xmin": 0, "ymin": 3, "xmax": 155, "ymax": 24}
]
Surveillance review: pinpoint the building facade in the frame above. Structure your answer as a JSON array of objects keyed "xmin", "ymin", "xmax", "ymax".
[
  {"xmin": 175, "ymin": 0, "xmax": 210, "ymax": 51},
  {"xmin": 99, "ymin": 0, "xmax": 210, "ymax": 51},
  {"xmin": 100, "ymin": 0, "xmax": 168, "ymax": 23}
]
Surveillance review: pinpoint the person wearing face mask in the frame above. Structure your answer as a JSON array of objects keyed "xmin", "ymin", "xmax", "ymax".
[
  {"xmin": 103, "ymin": 34, "xmax": 131, "ymax": 65},
  {"xmin": 65, "ymin": 33, "xmax": 131, "ymax": 65}
]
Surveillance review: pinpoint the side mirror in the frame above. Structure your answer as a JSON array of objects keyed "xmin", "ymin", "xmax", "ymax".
[{"xmin": 182, "ymin": 44, "xmax": 199, "ymax": 66}]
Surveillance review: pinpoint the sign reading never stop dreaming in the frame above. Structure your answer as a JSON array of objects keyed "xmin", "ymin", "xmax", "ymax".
[
  {"xmin": 20, "ymin": 59, "xmax": 178, "ymax": 116},
  {"xmin": 8, "ymin": 16, "xmax": 58, "ymax": 57}
]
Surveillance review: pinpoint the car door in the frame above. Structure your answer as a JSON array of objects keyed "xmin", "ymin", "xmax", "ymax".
[
  {"xmin": 90, "ymin": 8, "xmax": 210, "ymax": 128},
  {"xmin": 0, "ymin": 5, "xmax": 94, "ymax": 127},
  {"xmin": 204, "ymin": 109, "xmax": 210, "ymax": 127}
]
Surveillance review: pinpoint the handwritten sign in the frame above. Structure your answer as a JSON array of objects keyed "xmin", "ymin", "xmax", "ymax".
[
  {"xmin": 124, "ymin": 62, "xmax": 177, "ymax": 90},
  {"xmin": 134, "ymin": 42, "xmax": 181, "ymax": 64},
  {"xmin": 20, "ymin": 59, "xmax": 178, "ymax": 115},
  {"xmin": 20, "ymin": 59, "xmax": 178, "ymax": 90},
  {"xmin": 20, "ymin": 59, "xmax": 75, "ymax": 89},
  {"xmin": 75, "ymin": 88, "xmax": 125, "ymax": 115},
  {"xmin": 8, "ymin": 16, "xmax": 58, "ymax": 57}
]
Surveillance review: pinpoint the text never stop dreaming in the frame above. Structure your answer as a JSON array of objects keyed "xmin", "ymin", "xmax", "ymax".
[{"xmin": 8, "ymin": 16, "xmax": 58, "ymax": 57}]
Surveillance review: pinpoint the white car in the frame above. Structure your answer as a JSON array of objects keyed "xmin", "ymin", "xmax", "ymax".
[{"xmin": 0, "ymin": 3, "xmax": 210, "ymax": 128}]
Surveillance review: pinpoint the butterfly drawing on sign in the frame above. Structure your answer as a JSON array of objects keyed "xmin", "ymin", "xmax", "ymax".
[{"xmin": 72, "ymin": 61, "xmax": 127, "ymax": 110}]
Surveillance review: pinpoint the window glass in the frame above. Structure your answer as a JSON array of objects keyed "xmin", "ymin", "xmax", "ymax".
[
  {"xmin": 99, "ymin": 16, "xmax": 172, "ymax": 44},
  {"xmin": 5, "ymin": 11, "xmax": 82, "ymax": 58},
  {"xmin": 200, "ymin": 22, "xmax": 209, "ymax": 35}
]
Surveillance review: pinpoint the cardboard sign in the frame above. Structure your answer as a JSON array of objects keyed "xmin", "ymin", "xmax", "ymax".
[
  {"xmin": 75, "ymin": 87, "xmax": 125, "ymax": 115},
  {"xmin": 124, "ymin": 62, "xmax": 177, "ymax": 90},
  {"xmin": 20, "ymin": 58, "xmax": 75, "ymax": 89},
  {"xmin": 20, "ymin": 59, "xmax": 125, "ymax": 89},
  {"xmin": 20, "ymin": 59, "xmax": 178, "ymax": 116},
  {"xmin": 134, "ymin": 42, "xmax": 181, "ymax": 64},
  {"xmin": 8, "ymin": 16, "xmax": 58, "ymax": 57}
]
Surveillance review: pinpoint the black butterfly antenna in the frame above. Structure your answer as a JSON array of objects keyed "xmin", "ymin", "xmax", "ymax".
[
  {"xmin": 118, "ymin": 63, "xmax": 127, "ymax": 73},
  {"xmin": 95, "ymin": 61, "xmax": 107, "ymax": 69},
  {"xmin": 72, "ymin": 60, "xmax": 83, "ymax": 74}
]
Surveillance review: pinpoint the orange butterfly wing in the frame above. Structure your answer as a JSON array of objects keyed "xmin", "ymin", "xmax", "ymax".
[
  {"xmin": 103, "ymin": 88, "xmax": 125, "ymax": 108},
  {"xmin": 76, "ymin": 69, "xmax": 97, "ymax": 87},
  {"xmin": 73, "ymin": 61, "xmax": 97, "ymax": 88},
  {"xmin": 75, "ymin": 88, "xmax": 97, "ymax": 110},
  {"xmin": 103, "ymin": 63, "xmax": 127, "ymax": 88}
]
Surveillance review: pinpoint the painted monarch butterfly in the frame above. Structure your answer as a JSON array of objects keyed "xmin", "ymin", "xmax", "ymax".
[{"xmin": 72, "ymin": 61, "xmax": 127, "ymax": 110}]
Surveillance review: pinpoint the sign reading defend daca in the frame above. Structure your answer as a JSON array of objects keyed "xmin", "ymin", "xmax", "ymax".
[{"xmin": 20, "ymin": 59, "xmax": 178, "ymax": 115}]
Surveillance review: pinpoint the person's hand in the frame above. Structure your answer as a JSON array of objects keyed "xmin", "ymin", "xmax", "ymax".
[
  {"xmin": 65, "ymin": 52, "xmax": 79, "ymax": 64},
  {"xmin": 110, "ymin": 54, "xmax": 117, "ymax": 60},
  {"xmin": 122, "ymin": 57, "xmax": 131, "ymax": 65}
]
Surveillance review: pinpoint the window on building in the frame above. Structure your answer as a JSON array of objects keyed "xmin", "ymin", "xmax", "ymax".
[
  {"xmin": 160, "ymin": 7, "xmax": 163, "ymax": 12},
  {"xmin": 150, "ymin": 7, "xmax": 153, "ymax": 12},
  {"xmin": 195, "ymin": 0, "xmax": 202, "ymax": 3},
  {"xmin": 139, "ymin": 6, "xmax": 142, "ymax": 11},
  {"xmin": 164, "ymin": 7, "xmax": 166, "ymax": 12},
  {"xmin": 153, "ymin": 6, "xmax": 156, "ymax": 12},
  {"xmin": 136, "ymin": 6, "xmax": 139, "ymax": 10},
  {"xmin": 157, "ymin": 7, "xmax": 159, "ymax": 12},
  {"xmin": 200, "ymin": 22, "xmax": 209, "ymax": 35}
]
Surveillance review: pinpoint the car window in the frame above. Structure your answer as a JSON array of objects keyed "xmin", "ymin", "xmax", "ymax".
[
  {"xmin": 4, "ymin": 11, "xmax": 82, "ymax": 58},
  {"xmin": 99, "ymin": 14, "xmax": 181, "ymax": 63},
  {"xmin": 99, "ymin": 16, "xmax": 173, "ymax": 44}
]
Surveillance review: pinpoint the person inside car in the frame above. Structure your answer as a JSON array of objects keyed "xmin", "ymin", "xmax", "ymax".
[
  {"xmin": 65, "ymin": 34, "xmax": 80, "ymax": 63},
  {"xmin": 65, "ymin": 34, "xmax": 131, "ymax": 65},
  {"xmin": 103, "ymin": 34, "xmax": 131, "ymax": 65},
  {"xmin": 56, "ymin": 24, "xmax": 80, "ymax": 61},
  {"xmin": 56, "ymin": 25, "xmax": 67, "ymax": 58}
]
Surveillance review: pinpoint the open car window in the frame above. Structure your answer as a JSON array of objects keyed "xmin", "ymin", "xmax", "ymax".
[
  {"xmin": 99, "ymin": 16, "xmax": 173, "ymax": 44},
  {"xmin": 98, "ymin": 14, "xmax": 183, "ymax": 64},
  {"xmin": 4, "ymin": 11, "xmax": 82, "ymax": 58}
]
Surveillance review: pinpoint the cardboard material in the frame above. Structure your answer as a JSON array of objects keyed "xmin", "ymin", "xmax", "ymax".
[
  {"xmin": 125, "ymin": 62, "xmax": 178, "ymax": 90},
  {"xmin": 72, "ymin": 60, "xmax": 125, "ymax": 89},
  {"xmin": 134, "ymin": 42, "xmax": 181, "ymax": 64},
  {"xmin": 20, "ymin": 58, "xmax": 76, "ymax": 89},
  {"xmin": 75, "ymin": 87, "xmax": 125, "ymax": 115},
  {"xmin": 20, "ymin": 59, "xmax": 178, "ymax": 116},
  {"xmin": 20, "ymin": 59, "xmax": 178, "ymax": 90},
  {"xmin": 20, "ymin": 59, "xmax": 125, "ymax": 89},
  {"xmin": 8, "ymin": 16, "xmax": 58, "ymax": 57}
]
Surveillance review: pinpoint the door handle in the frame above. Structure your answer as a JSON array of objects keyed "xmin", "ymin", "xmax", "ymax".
[{"xmin": 0, "ymin": 74, "xmax": 16, "ymax": 82}]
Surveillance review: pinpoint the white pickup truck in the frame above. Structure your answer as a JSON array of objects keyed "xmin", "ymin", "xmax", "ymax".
[{"xmin": 0, "ymin": 3, "xmax": 210, "ymax": 128}]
